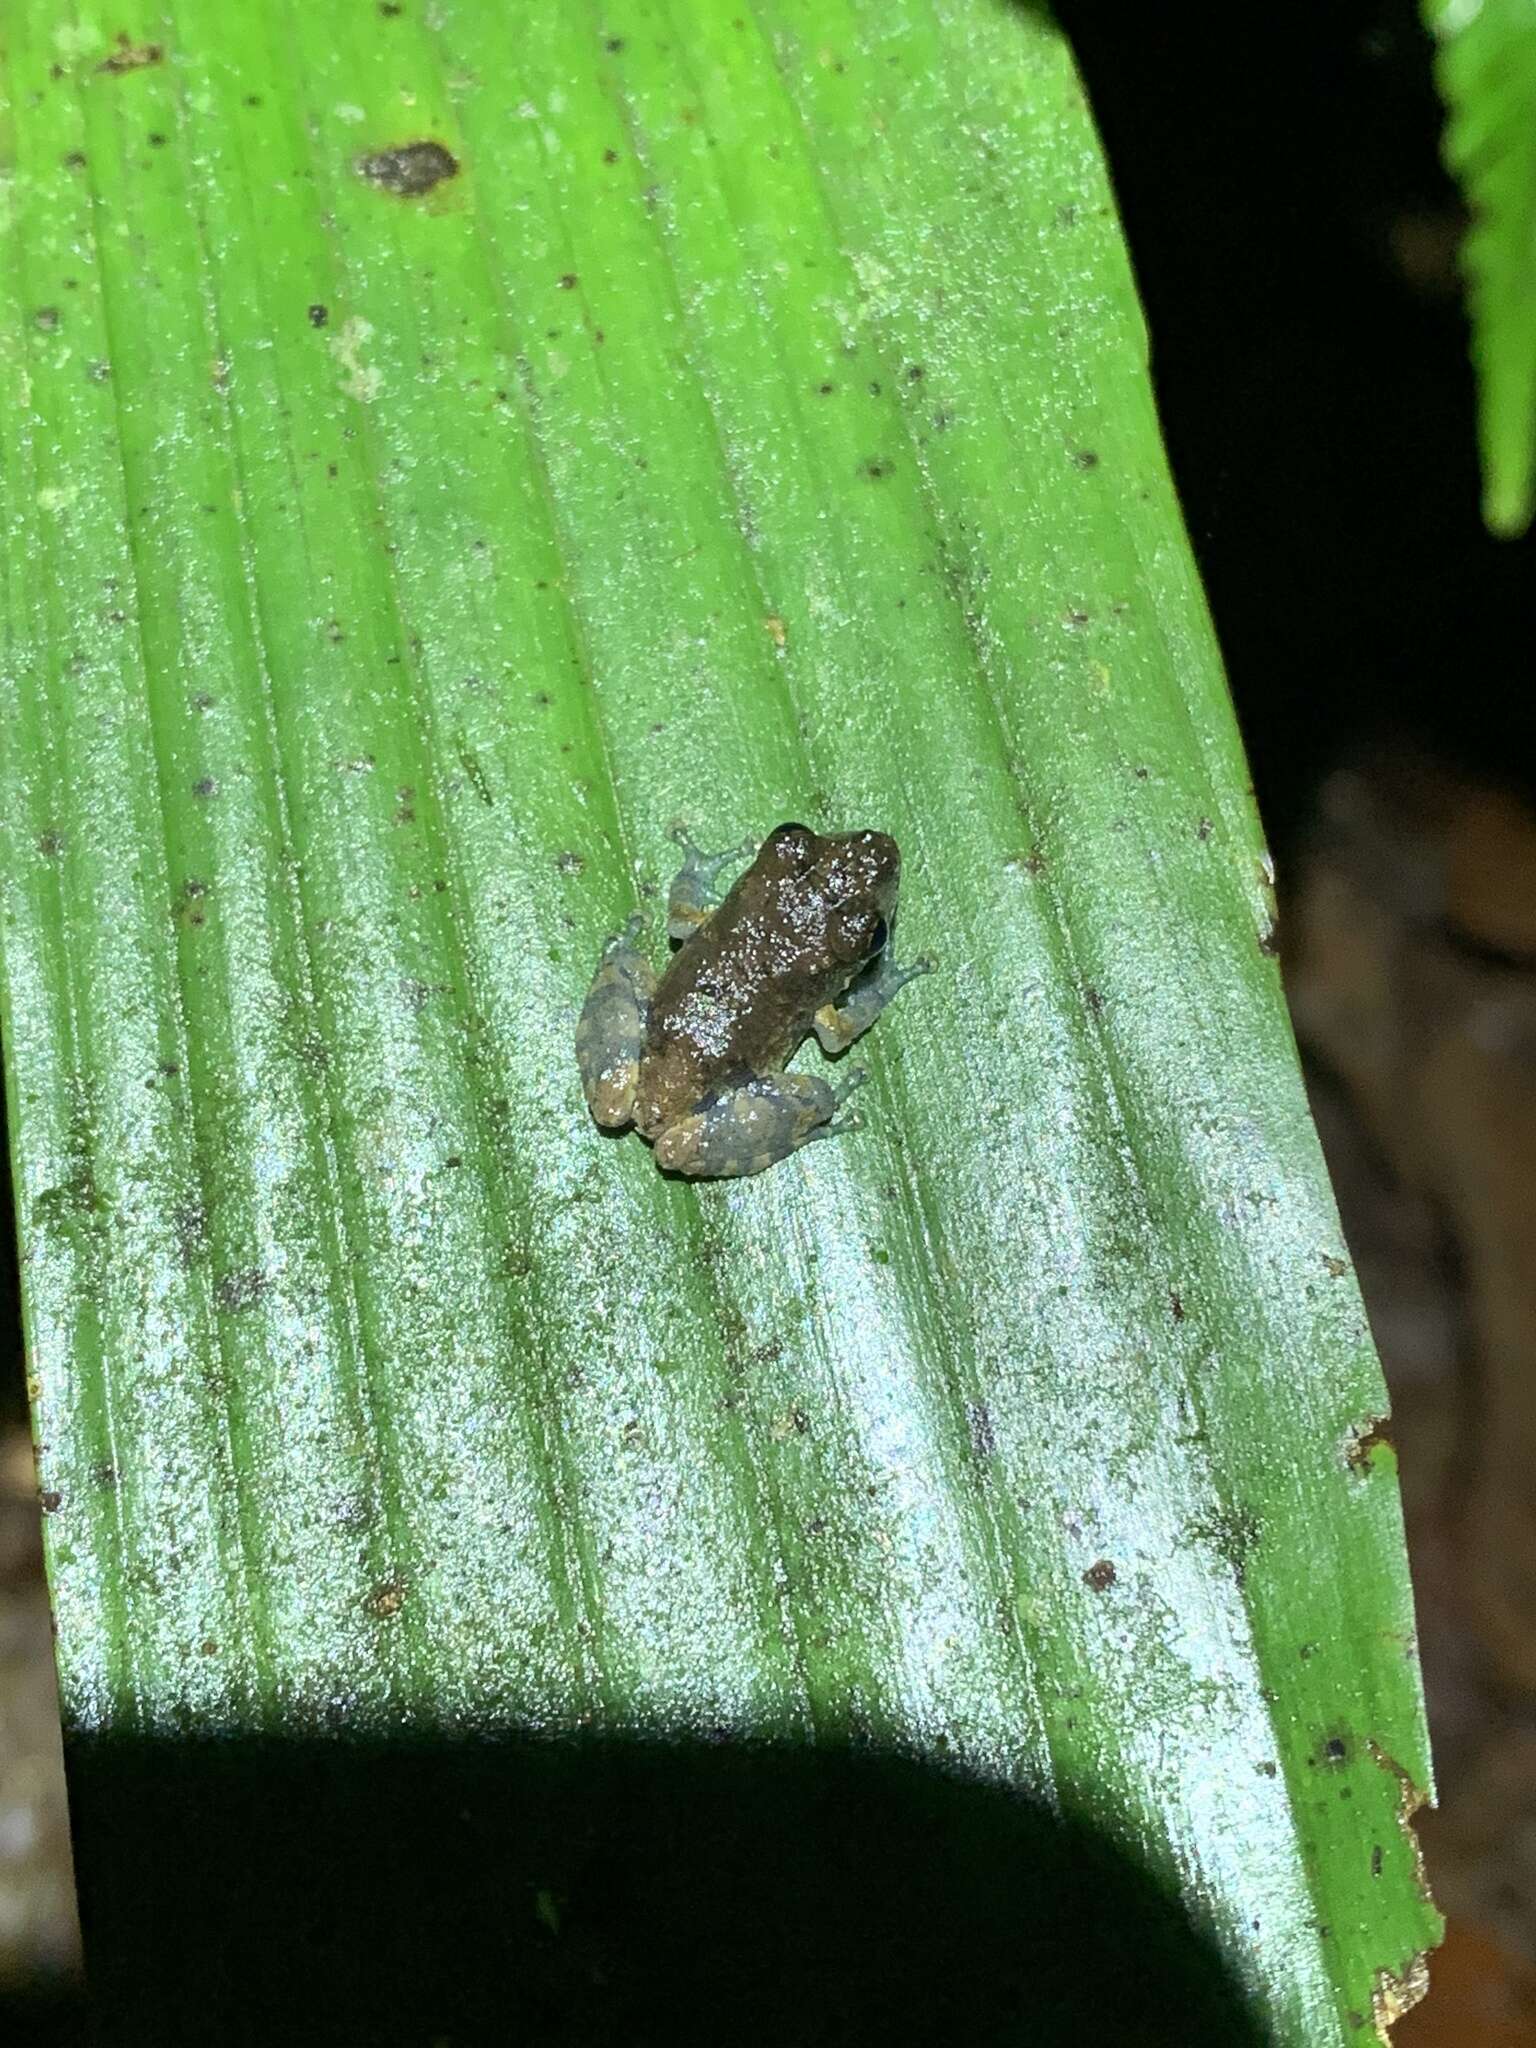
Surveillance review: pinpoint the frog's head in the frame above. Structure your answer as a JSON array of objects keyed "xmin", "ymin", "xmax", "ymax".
[{"xmin": 762, "ymin": 822, "xmax": 901, "ymax": 970}]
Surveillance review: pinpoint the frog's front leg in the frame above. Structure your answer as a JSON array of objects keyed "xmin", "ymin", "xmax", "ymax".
[
  {"xmin": 653, "ymin": 1067, "xmax": 867, "ymax": 1180},
  {"xmin": 665, "ymin": 822, "xmax": 754, "ymax": 941},
  {"xmin": 576, "ymin": 914, "xmax": 656, "ymax": 1128},
  {"xmin": 813, "ymin": 943, "xmax": 935, "ymax": 1056}
]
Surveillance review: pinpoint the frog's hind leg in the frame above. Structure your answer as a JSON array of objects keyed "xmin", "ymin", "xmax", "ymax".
[
  {"xmin": 653, "ymin": 1067, "xmax": 867, "ymax": 1180},
  {"xmin": 665, "ymin": 822, "xmax": 754, "ymax": 942},
  {"xmin": 576, "ymin": 914, "xmax": 656, "ymax": 1128},
  {"xmin": 813, "ymin": 943, "xmax": 935, "ymax": 1055}
]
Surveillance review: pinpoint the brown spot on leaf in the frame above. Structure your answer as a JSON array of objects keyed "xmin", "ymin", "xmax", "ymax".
[
  {"xmin": 98, "ymin": 33, "xmax": 164, "ymax": 74},
  {"xmin": 1083, "ymin": 1559, "xmax": 1117, "ymax": 1592},
  {"xmin": 357, "ymin": 140, "xmax": 460, "ymax": 196},
  {"xmin": 1345, "ymin": 1416, "xmax": 1395, "ymax": 1472}
]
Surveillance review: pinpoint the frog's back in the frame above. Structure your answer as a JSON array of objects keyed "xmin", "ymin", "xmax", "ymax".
[{"xmin": 636, "ymin": 896, "xmax": 799, "ymax": 1136}]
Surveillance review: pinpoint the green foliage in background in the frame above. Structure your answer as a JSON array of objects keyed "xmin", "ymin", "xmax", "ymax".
[
  {"xmin": 1427, "ymin": 0, "xmax": 1536, "ymax": 537},
  {"xmin": 0, "ymin": 2, "xmax": 1436, "ymax": 2038}
]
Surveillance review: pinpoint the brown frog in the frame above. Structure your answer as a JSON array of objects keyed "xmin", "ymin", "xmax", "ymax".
[{"xmin": 576, "ymin": 822, "xmax": 932, "ymax": 1178}]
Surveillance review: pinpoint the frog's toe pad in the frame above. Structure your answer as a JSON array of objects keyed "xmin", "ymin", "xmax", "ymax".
[{"xmin": 584, "ymin": 1058, "xmax": 640, "ymax": 1128}]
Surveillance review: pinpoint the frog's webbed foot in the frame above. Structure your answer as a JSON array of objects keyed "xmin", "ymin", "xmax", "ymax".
[
  {"xmin": 653, "ymin": 1067, "xmax": 867, "ymax": 1180},
  {"xmin": 576, "ymin": 913, "xmax": 656, "ymax": 1128},
  {"xmin": 814, "ymin": 942, "xmax": 935, "ymax": 1056},
  {"xmin": 665, "ymin": 822, "xmax": 755, "ymax": 942}
]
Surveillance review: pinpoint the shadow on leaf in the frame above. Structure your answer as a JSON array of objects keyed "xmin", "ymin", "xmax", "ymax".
[{"xmin": 58, "ymin": 1727, "xmax": 1266, "ymax": 2045}]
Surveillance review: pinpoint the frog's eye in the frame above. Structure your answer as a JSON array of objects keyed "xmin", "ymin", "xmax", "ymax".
[
  {"xmin": 828, "ymin": 903, "xmax": 882, "ymax": 962},
  {"xmin": 765, "ymin": 823, "xmax": 816, "ymax": 870}
]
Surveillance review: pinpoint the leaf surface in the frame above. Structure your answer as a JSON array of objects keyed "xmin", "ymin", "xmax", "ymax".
[{"xmin": 0, "ymin": 3, "xmax": 1436, "ymax": 2038}]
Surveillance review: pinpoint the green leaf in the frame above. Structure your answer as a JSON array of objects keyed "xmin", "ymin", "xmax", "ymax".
[
  {"xmin": 1427, "ymin": 0, "xmax": 1536, "ymax": 537},
  {"xmin": 1, "ymin": 2, "xmax": 1437, "ymax": 2040}
]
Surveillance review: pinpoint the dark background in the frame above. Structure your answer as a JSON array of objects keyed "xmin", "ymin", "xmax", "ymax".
[{"xmin": 1060, "ymin": 0, "xmax": 1533, "ymax": 846}]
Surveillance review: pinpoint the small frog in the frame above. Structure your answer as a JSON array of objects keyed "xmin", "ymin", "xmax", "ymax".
[{"xmin": 576, "ymin": 822, "xmax": 933, "ymax": 1178}]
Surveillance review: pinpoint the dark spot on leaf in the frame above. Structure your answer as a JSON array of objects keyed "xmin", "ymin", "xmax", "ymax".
[
  {"xmin": 63, "ymin": 151, "xmax": 87, "ymax": 170},
  {"xmin": 558, "ymin": 272, "xmax": 578, "ymax": 290},
  {"xmin": 147, "ymin": 131, "xmax": 166, "ymax": 147},
  {"xmin": 603, "ymin": 147, "xmax": 619, "ymax": 164},
  {"xmin": 1322, "ymin": 1252, "xmax": 1347, "ymax": 1278},
  {"xmin": 555, "ymin": 851, "xmax": 585, "ymax": 875},
  {"xmin": 966, "ymin": 1401, "xmax": 995, "ymax": 1460},
  {"xmin": 860, "ymin": 457, "xmax": 893, "ymax": 480},
  {"xmin": 98, "ymin": 33, "xmax": 164, "ymax": 74},
  {"xmin": 1169, "ymin": 1290, "xmax": 1185, "ymax": 1322},
  {"xmin": 368, "ymin": 1578, "xmax": 407, "ymax": 1618},
  {"xmin": 93, "ymin": 1462, "xmax": 118, "ymax": 1489},
  {"xmin": 1083, "ymin": 1559, "xmax": 1116, "ymax": 1593},
  {"xmin": 1371, "ymin": 1845, "xmax": 1383, "ymax": 1878},
  {"xmin": 357, "ymin": 140, "xmax": 460, "ymax": 197},
  {"xmin": 1084, "ymin": 987, "xmax": 1103, "ymax": 1013},
  {"xmin": 1189, "ymin": 1505, "xmax": 1260, "ymax": 1586},
  {"xmin": 1196, "ymin": 817, "xmax": 1213, "ymax": 840},
  {"xmin": 36, "ymin": 829, "xmax": 65, "ymax": 857},
  {"xmin": 1063, "ymin": 609, "xmax": 1090, "ymax": 629},
  {"xmin": 400, "ymin": 978, "xmax": 450, "ymax": 1013},
  {"xmin": 40, "ymin": 1491, "xmax": 63, "ymax": 1515},
  {"xmin": 174, "ymin": 1203, "xmax": 208, "ymax": 1266},
  {"xmin": 605, "ymin": 36, "xmax": 625, "ymax": 52},
  {"xmin": 1073, "ymin": 449, "xmax": 1099, "ymax": 469},
  {"xmin": 818, "ymin": 381, "xmax": 834, "ymax": 395},
  {"xmin": 308, "ymin": 303, "xmax": 329, "ymax": 327},
  {"xmin": 192, "ymin": 776, "xmax": 218, "ymax": 799},
  {"xmin": 380, "ymin": 0, "xmax": 403, "ymax": 13},
  {"xmin": 216, "ymin": 1268, "xmax": 269, "ymax": 1312},
  {"xmin": 906, "ymin": 364, "xmax": 924, "ymax": 382},
  {"xmin": 34, "ymin": 306, "xmax": 60, "ymax": 331},
  {"xmin": 1324, "ymin": 1736, "xmax": 1348, "ymax": 1763},
  {"xmin": 1345, "ymin": 1416, "xmax": 1394, "ymax": 1472}
]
